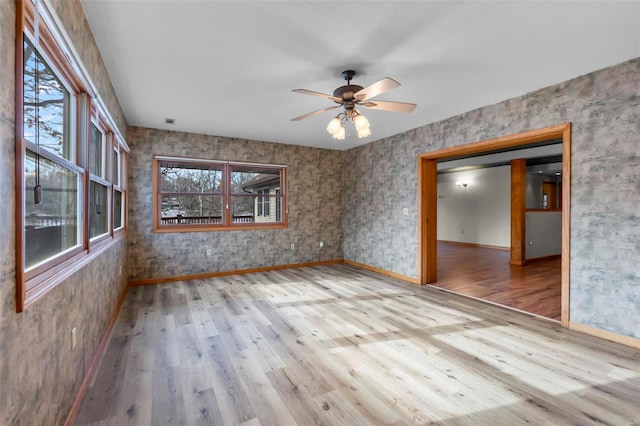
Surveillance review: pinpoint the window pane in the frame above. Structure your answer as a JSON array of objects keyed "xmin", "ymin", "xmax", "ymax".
[
  {"xmin": 232, "ymin": 194, "xmax": 282, "ymax": 224},
  {"xmin": 231, "ymin": 167, "xmax": 280, "ymax": 194},
  {"xmin": 90, "ymin": 123, "xmax": 103, "ymax": 177},
  {"xmin": 24, "ymin": 150, "xmax": 79, "ymax": 270},
  {"xmin": 231, "ymin": 195, "xmax": 255, "ymax": 223},
  {"xmin": 160, "ymin": 162, "xmax": 222, "ymax": 193},
  {"xmin": 160, "ymin": 195, "xmax": 223, "ymax": 225},
  {"xmin": 113, "ymin": 149, "xmax": 120, "ymax": 186},
  {"xmin": 90, "ymin": 181, "xmax": 109, "ymax": 238},
  {"xmin": 23, "ymin": 38, "xmax": 72, "ymax": 161},
  {"xmin": 114, "ymin": 189, "xmax": 123, "ymax": 229},
  {"xmin": 275, "ymin": 189, "xmax": 282, "ymax": 222}
]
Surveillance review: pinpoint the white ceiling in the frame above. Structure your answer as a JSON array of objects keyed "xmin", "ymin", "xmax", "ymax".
[{"xmin": 80, "ymin": 1, "xmax": 640, "ymax": 151}]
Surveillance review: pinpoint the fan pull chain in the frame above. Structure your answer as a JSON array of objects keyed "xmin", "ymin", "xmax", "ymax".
[{"xmin": 33, "ymin": 0, "xmax": 42, "ymax": 204}]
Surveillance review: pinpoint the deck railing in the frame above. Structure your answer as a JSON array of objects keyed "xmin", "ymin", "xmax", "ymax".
[{"xmin": 160, "ymin": 215, "xmax": 255, "ymax": 225}]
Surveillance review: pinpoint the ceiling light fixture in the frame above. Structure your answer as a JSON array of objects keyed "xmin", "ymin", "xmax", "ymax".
[
  {"xmin": 326, "ymin": 107, "xmax": 371, "ymax": 140},
  {"xmin": 293, "ymin": 70, "xmax": 416, "ymax": 141}
]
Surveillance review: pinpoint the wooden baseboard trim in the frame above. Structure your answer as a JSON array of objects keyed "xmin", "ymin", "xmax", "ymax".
[
  {"xmin": 525, "ymin": 254, "xmax": 561, "ymax": 262},
  {"xmin": 64, "ymin": 283, "xmax": 129, "ymax": 426},
  {"xmin": 128, "ymin": 259, "xmax": 345, "ymax": 286},
  {"xmin": 438, "ymin": 240, "xmax": 510, "ymax": 252},
  {"xmin": 343, "ymin": 260, "xmax": 420, "ymax": 285},
  {"xmin": 569, "ymin": 321, "xmax": 640, "ymax": 350}
]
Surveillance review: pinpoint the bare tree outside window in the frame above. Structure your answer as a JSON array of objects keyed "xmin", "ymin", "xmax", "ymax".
[{"xmin": 155, "ymin": 158, "xmax": 286, "ymax": 229}]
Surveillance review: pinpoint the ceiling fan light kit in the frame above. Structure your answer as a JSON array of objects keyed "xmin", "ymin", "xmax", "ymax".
[{"xmin": 292, "ymin": 70, "xmax": 416, "ymax": 141}]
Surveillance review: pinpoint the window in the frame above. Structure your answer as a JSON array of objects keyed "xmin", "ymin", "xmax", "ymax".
[
  {"xmin": 24, "ymin": 151, "xmax": 81, "ymax": 270},
  {"xmin": 16, "ymin": 0, "xmax": 129, "ymax": 311},
  {"xmin": 256, "ymin": 188, "xmax": 269, "ymax": 217},
  {"xmin": 89, "ymin": 120, "xmax": 110, "ymax": 240},
  {"xmin": 154, "ymin": 156, "xmax": 287, "ymax": 231},
  {"xmin": 21, "ymin": 32, "xmax": 83, "ymax": 275},
  {"xmin": 113, "ymin": 143, "xmax": 125, "ymax": 231},
  {"xmin": 275, "ymin": 189, "xmax": 282, "ymax": 222}
]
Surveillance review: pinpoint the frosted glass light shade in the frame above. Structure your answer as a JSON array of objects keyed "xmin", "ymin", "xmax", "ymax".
[
  {"xmin": 333, "ymin": 126, "xmax": 346, "ymax": 140},
  {"xmin": 326, "ymin": 117, "xmax": 341, "ymax": 134},
  {"xmin": 353, "ymin": 113, "xmax": 370, "ymax": 131},
  {"xmin": 357, "ymin": 127, "xmax": 371, "ymax": 138}
]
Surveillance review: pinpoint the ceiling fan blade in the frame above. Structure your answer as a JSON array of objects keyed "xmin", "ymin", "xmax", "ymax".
[
  {"xmin": 292, "ymin": 89, "xmax": 342, "ymax": 103},
  {"xmin": 361, "ymin": 100, "xmax": 416, "ymax": 113},
  {"xmin": 291, "ymin": 105, "xmax": 340, "ymax": 122},
  {"xmin": 354, "ymin": 77, "xmax": 400, "ymax": 101}
]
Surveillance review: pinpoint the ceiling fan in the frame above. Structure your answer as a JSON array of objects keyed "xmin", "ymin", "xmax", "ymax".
[{"xmin": 291, "ymin": 70, "xmax": 416, "ymax": 140}]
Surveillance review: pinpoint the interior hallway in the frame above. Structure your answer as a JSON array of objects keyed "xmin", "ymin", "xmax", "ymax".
[{"xmin": 434, "ymin": 242, "xmax": 561, "ymax": 320}]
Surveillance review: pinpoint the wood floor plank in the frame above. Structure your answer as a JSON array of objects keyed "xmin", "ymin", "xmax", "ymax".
[
  {"xmin": 435, "ymin": 242, "xmax": 561, "ymax": 320},
  {"xmin": 206, "ymin": 310, "xmax": 257, "ymax": 424},
  {"xmin": 75, "ymin": 264, "xmax": 640, "ymax": 425},
  {"xmin": 151, "ymin": 365, "xmax": 187, "ymax": 425},
  {"xmin": 75, "ymin": 335, "xmax": 133, "ymax": 424},
  {"xmin": 113, "ymin": 347, "xmax": 154, "ymax": 425}
]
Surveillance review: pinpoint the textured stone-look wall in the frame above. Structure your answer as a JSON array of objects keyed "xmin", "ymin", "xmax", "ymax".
[
  {"xmin": 127, "ymin": 126, "xmax": 343, "ymax": 280},
  {"xmin": 0, "ymin": 1, "xmax": 129, "ymax": 424},
  {"xmin": 344, "ymin": 58, "xmax": 640, "ymax": 338}
]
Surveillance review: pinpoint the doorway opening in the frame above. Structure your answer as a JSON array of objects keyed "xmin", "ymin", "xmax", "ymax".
[{"xmin": 418, "ymin": 123, "xmax": 571, "ymax": 326}]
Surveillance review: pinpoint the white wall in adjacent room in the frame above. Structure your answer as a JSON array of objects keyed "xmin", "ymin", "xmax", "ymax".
[{"xmin": 437, "ymin": 165, "xmax": 511, "ymax": 248}]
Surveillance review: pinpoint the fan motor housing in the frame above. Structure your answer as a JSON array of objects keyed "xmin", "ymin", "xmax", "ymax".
[{"xmin": 333, "ymin": 84, "xmax": 363, "ymax": 101}]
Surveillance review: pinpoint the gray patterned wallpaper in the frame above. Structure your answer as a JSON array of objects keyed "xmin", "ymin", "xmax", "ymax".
[
  {"xmin": 0, "ymin": 1, "xmax": 129, "ymax": 424},
  {"xmin": 344, "ymin": 58, "xmax": 640, "ymax": 338},
  {"xmin": 0, "ymin": 2, "xmax": 637, "ymax": 425},
  {"xmin": 127, "ymin": 126, "xmax": 344, "ymax": 281}
]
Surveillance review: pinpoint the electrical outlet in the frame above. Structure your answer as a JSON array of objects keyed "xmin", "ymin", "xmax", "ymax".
[
  {"xmin": 71, "ymin": 327, "xmax": 77, "ymax": 350},
  {"xmin": 290, "ymin": 243, "xmax": 295, "ymax": 250},
  {"xmin": 206, "ymin": 248, "xmax": 212, "ymax": 256},
  {"xmin": 402, "ymin": 208, "xmax": 409, "ymax": 216}
]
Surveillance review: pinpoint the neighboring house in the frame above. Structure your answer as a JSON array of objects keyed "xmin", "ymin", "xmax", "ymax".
[{"xmin": 242, "ymin": 174, "xmax": 282, "ymax": 223}]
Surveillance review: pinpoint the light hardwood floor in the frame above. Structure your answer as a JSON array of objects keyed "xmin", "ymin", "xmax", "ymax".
[
  {"xmin": 434, "ymin": 242, "xmax": 561, "ymax": 320},
  {"xmin": 75, "ymin": 264, "xmax": 640, "ymax": 425}
]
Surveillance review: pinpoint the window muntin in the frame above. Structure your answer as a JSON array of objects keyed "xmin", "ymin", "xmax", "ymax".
[
  {"xmin": 23, "ymin": 38, "xmax": 73, "ymax": 162},
  {"xmin": 155, "ymin": 157, "xmax": 286, "ymax": 231},
  {"xmin": 24, "ymin": 150, "xmax": 80, "ymax": 270}
]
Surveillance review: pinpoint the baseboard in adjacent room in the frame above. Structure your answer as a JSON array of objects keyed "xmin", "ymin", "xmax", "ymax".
[{"xmin": 438, "ymin": 240, "xmax": 510, "ymax": 251}]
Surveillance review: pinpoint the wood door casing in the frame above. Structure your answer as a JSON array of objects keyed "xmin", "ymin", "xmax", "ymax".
[{"xmin": 418, "ymin": 123, "xmax": 571, "ymax": 327}]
